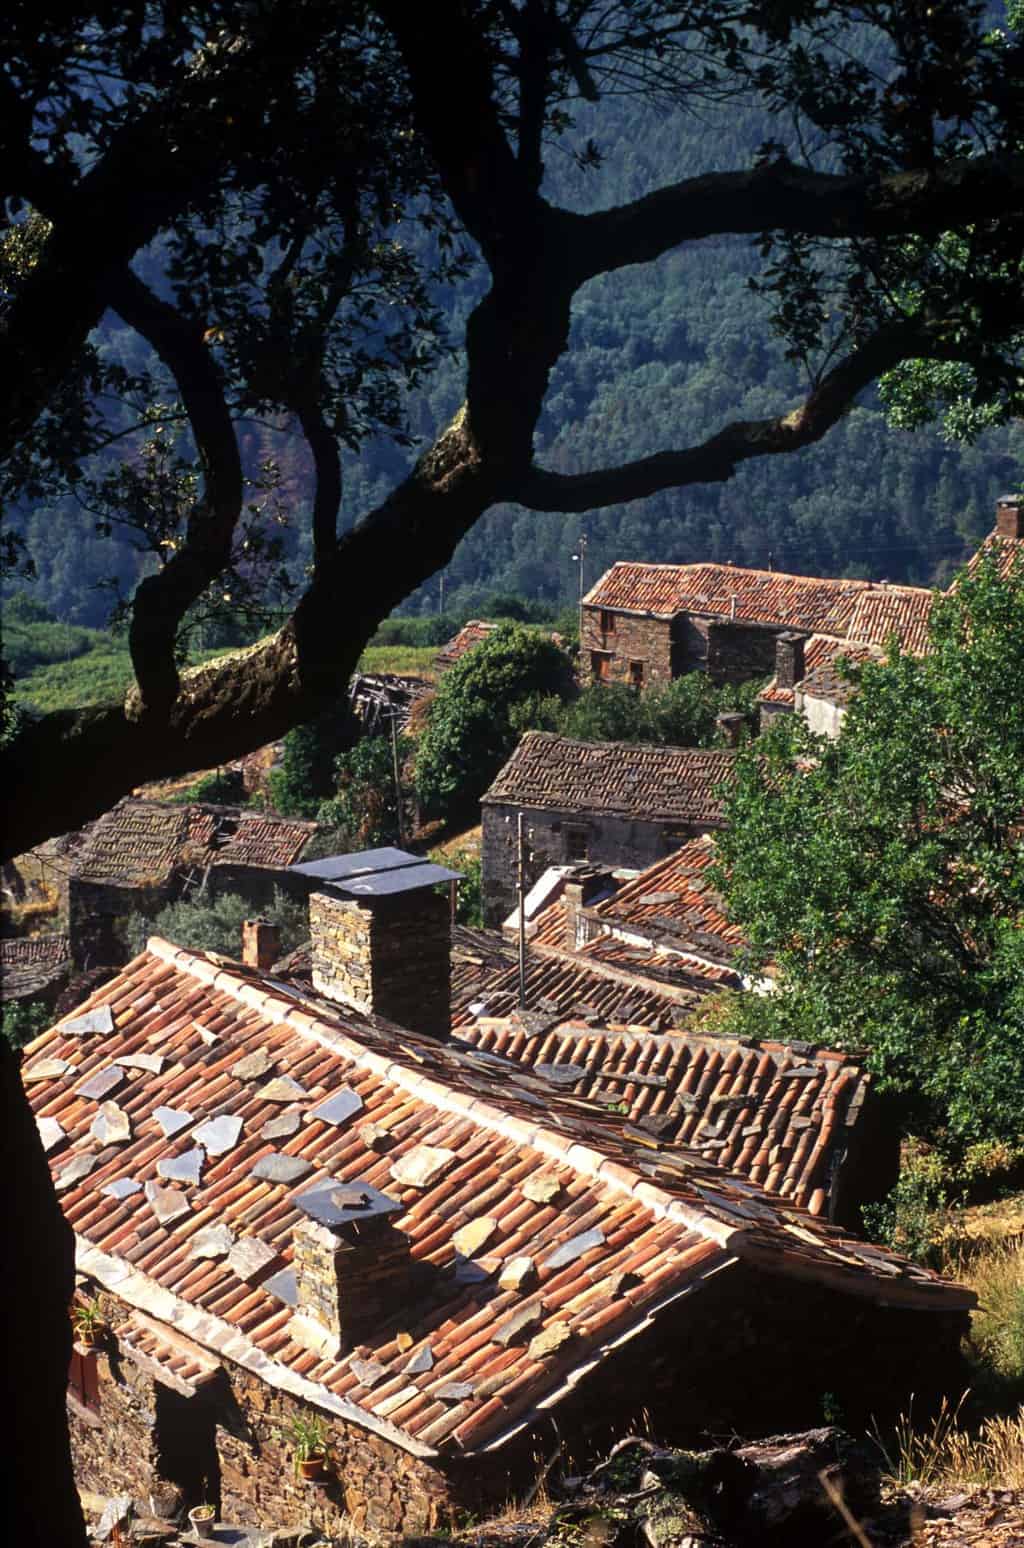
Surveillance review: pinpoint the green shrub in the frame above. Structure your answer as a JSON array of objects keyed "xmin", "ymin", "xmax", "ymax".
[
  {"xmin": 127, "ymin": 888, "xmax": 308, "ymax": 960},
  {"xmin": 1, "ymin": 997, "xmax": 51, "ymax": 1052}
]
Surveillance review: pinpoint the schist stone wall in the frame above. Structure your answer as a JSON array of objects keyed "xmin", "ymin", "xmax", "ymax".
[
  {"xmin": 67, "ymin": 1271, "xmax": 966, "ymax": 1539},
  {"xmin": 582, "ymin": 606, "xmax": 789, "ymax": 689},
  {"xmin": 309, "ymin": 887, "xmax": 452, "ymax": 1040},
  {"xmin": 482, "ymin": 803, "xmax": 712, "ymax": 927},
  {"xmin": 580, "ymin": 607, "xmax": 674, "ymax": 687}
]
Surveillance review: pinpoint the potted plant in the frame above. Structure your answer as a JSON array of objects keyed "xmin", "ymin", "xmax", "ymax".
[
  {"xmin": 188, "ymin": 1501, "xmax": 216, "ymax": 1538},
  {"xmin": 288, "ymin": 1412, "xmax": 329, "ymax": 1481},
  {"xmin": 72, "ymin": 1296, "xmax": 105, "ymax": 1350}
]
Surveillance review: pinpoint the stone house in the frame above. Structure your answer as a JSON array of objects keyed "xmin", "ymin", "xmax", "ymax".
[
  {"xmin": 433, "ymin": 618, "xmax": 500, "ymax": 672},
  {"xmin": 581, "ymin": 559, "xmax": 934, "ymax": 689},
  {"xmin": 0, "ymin": 930, "xmax": 72, "ymax": 1008},
  {"xmin": 581, "ymin": 496, "xmax": 1024, "ymax": 737},
  {"xmin": 27, "ymin": 858, "xmax": 972, "ymax": 1537},
  {"xmin": 480, "ymin": 732, "xmax": 735, "ymax": 925},
  {"xmin": 59, "ymin": 797, "xmax": 318, "ymax": 969}
]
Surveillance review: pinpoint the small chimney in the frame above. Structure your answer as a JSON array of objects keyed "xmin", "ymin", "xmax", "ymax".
[
  {"xmin": 309, "ymin": 887, "xmax": 451, "ymax": 1040},
  {"xmin": 561, "ymin": 865, "xmax": 616, "ymax": 950},
  {"xmin": 715, "ymin": 711, "xmax": 747, "ymax": 748},
  {"xmin": 242, "ymin": 917, "xmax": 281, "ymax": 971},
  {"xmin": 774, "ymin": 631, "xmax": 807, "ymax": 691},
  {"xmin": 289, "ymin": 1183, "xmax": 412, "ymax": 1357},
  {"xmin": 996, "ymin": 494, "xmax": 1023, "ymax": 541}
]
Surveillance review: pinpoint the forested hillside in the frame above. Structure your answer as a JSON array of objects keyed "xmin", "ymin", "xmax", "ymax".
[{"xmin": 6, "ymin": 74, "xmax": 1020, "ymax": 630}]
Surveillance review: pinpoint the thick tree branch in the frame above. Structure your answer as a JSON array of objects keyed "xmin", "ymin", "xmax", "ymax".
[
  {"xmin": 564, "ymin": 154, "xmax": 1024, "ymax": 285},
  {"xmin": 513, "ymin": 324, "xmax": 923, "ymax": 511},
  {"xmin": 109, "ymin": 270, "xmax": 243, "ymax": 711}
]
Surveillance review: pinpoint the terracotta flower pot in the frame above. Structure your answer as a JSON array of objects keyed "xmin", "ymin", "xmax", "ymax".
[
  {"xmin": 188, "ymin": 1504, "xmax": 217, "ymax": 1537},
  {"xmin": 299, "ymin": 1454, "xmax": 325, "ymax": 1481}
]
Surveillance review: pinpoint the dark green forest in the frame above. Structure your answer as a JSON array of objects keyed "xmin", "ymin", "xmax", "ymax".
[{"xmin": 6, "ymin": 89, "xmax": 1020, "ymax": 631}]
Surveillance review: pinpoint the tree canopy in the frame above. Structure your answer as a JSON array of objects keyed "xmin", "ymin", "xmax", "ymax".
[
  {"xmin": 713, "ymin": 552, "xmax": 1024, "ymax": 1152},
  {"xmin": 3, "ymin": 1, "xmax": 1024, "ymax": 860}
]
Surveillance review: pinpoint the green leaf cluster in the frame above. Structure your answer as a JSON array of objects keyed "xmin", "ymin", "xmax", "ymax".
[
  {"xmin": 414, "ymin": 624, "xmax": 574, "ymax": 819},
  {"xmin": 715, "ymin": 553, "xmax": 1024, "ymax": 1150}
]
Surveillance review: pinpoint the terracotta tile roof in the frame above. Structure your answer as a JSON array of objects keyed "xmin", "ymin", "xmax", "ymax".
[
  {"xmin": 483, "ymin": 734, "xmax": 735, "ymax": 825},
  {"xmin": 434, "ymin": 621, "xmax": 500, "ymax": 672},
  {"xmin": 26, "ymin": 941, "xmax": 969, "ymax": 1455},
  {"xmin": 450, "ymin": 949, "xmax": 685, "ymax": 1033},
  {"xmin": 844, "ymin": 587, "xmax": 933, "ymax": 654},
  {"xmin": 457, "ymin": 1019, "xmax": 869, "ymax": 1216},
  {"xmin": 0, "ymin": 932, "xmax": 71, "ymax": 1000},
  {"xmin": 964, "ymin": 532, "xmax": 1024, "ymax": 582},
  {"xmin": 588, "ymin": 836, "xmax": 744, "ymax": 963},
  {"xmin": 583, "ymin": 562, "xmax": 862, "ymax": 630},
  {"xmin": 73, "ymin": 799, "xmax": 317, "ymax": 885},
  {"xmin": 583, "ymin": 562, "xmax": 933, "ymax": 649}
]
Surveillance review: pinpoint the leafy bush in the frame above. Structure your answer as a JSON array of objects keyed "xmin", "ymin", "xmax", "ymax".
[
  {"xmin": 267, "ymin": 707, "xmax": 349, "ymax": 818},
  {"xmin": 415, "ymin": 623, "xmax": 574, "ymax": 820},
  {"xmin": 434, "ymin": 848, "xmax": 483, "ymax": 926},
  {"xmin": 512, "ymin": 674, "xmax": 762, "ymax": 748},
  {"xmin": 317, "ymin": 733, "xmax": 412, "ymax": 850},
  {"xmin": 127, "ymin": 888, "xmax": 308, "ymax": 960},
  {"xmin": 714, "ymin": 554, "xmax": 1024, "ymax": 1152},
  {"xmin": 1, "ymin": 997, "xmax": 51, "ymax": 1052}
]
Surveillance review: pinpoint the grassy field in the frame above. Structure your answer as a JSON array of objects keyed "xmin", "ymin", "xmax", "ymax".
[
  {"xmin": 357, "ymin": 643, "xmax": 438, "ymax": 680},
  {"xmin": 12, "ymin": 633, "xmax": 440, "ymax": 713}
]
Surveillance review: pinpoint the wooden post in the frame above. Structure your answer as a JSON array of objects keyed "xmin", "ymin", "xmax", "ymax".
[{"xmin": 389, "ymin": 711, "xmax": 405, "ymax": 848}]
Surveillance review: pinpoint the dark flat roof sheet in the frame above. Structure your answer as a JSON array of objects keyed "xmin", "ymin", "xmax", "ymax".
[
  {"xmin": 327, "ymin": 861, "xmax": 461, "ymax": 898},
  {"xmin": 290, "ymin": 846, "xmax": 419, "ymax": 881}
]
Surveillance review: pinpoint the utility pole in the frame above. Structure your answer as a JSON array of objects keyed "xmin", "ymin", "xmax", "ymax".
[
  {"xmin": 389, "ymin": 710, "xmax": 405, "ymax": 848},
  {"xmin": 571, "ymin": 531, "xmax": 588, "ymax": 656},
  {"xmin": 517, "ymin": 811, "xmax": 528, "ymax": 1009},
  {"xmin": 439, "ymin": 573, "xmax": 445, "ymax": 615}
]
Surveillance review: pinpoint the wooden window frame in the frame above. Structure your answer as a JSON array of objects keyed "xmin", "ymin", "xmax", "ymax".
[
  {"xmin": 599, "ymin": 609, "xmax": 617, "ymax": 636},
  {"xmin": 628, "ymin": 659, "xmax": 645, "ymax": 690},
  {"xmin": 590, "ymin": 650, "xmax": 612, "ymax": 682}
]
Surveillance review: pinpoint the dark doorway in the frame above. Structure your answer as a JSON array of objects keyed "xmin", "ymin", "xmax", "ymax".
[{"xmin": 154, "ymin": 1384, "xmax": 221, "ymax": 1514}]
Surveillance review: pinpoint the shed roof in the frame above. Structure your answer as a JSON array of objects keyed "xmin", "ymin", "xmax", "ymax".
[
  {"xmin": 587, "ymin": 835, "xmax": 745, "ymax": 962},
  {"xmin": 0, "ymin": 932, "xmax": 71, "ymax": 1001},
  {"xmin": 482, "ymin": 734, "xmax": 735, "ymax": 825},
  {"xmin": 434, "ymin": 620, "xmax": 500, "ymax": 672},
  {"xmin": 26, "ymin": 940, "xmax": 970, "ymax": 1459},
  {"xmin": 72, "ymin": 798, "xmax": 317, "ymax": 886}
]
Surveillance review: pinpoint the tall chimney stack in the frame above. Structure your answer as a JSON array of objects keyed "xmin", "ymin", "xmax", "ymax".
[
  {"xmin": 774, "ymin": 631, "xmax": 807, "ymax": 691},
  {"xmin": 291, "ymin": 849, "xmax": 460, "ymax": 1041},
  {"xmin": 242, "ymin": 917, "xmax": 281, "ymax": 971},
  {"xmin": 995, "ymin": 495, "xmax": 1023, "ymax": 541},
  {"xmin": 715, "ymin": 711, "xmax": 747, "ymax": 748}
]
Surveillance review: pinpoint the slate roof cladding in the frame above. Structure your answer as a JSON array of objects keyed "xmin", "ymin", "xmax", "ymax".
[
  {"xmin": 483, "ymin": 734, "xmax": 735, "ymax": 825},
  {"xmin": 455, "ymin": 1018, "xmax": 867, "ymax": 1216},
  {"xmin": 72, "ymin": 797, "xmax": 317, "ymax": 885},
  {"xmin": 25, "ymin": 938, "xmax": 970, "ymax": 1459},
  {"xmin": 450, "ymin": 949, "xmax": 685, "ymax": 1032},
  {"xmin": 583, "ymin": 561, "xmax": 934, "ymax": 650},
  {"xmin": 0, "ymin": 931, "xmax": 70, "ymax": 1000}
]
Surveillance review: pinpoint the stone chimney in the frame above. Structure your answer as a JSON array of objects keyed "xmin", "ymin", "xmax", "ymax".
[
  {"xmin": 309, "ymin": 887, "xmax": 451, "ymax": 1040},
  {"xmin": 561, "ymin": 865, "xmax": 616, "ymax": 949},
  {"xmin": 774, "ymin": 631, "xmax": 807, "ymax": 691},
  {"xmin": 242, "ymin": 918, "xmax": 281, "ymax": 971},
  {"xmin": 288, "ymin": 1183, "xmax": 412, "ymax": 1357},
  {"xmin": 715, "ymin": 711, "xmax": 747, "ymax": 747},
  {"xmin": 996, "ymin": 494, "xmax": 1023, "ymax": 540}
]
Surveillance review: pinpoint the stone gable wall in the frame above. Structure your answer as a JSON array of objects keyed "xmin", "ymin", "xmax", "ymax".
[
  {"xmin": 66, "ymin": 1269, "xmax": 965, "ymax": 1538},
  {"xmin": 580, "ymin": 607, "xmax": 674, "ymax": 687},
  {"xmin": 705, "ymin": 618, "xmax": 783, "ymax": 684},
  {"xmin": 481, "ymin": 803, "xmax": 711, "ymax": 926}
]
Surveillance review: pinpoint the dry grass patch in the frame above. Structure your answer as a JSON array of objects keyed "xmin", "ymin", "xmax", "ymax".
[{"xmin": 877, "ymin": 1396, "xmax": 1024, "ymax": 1491}]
